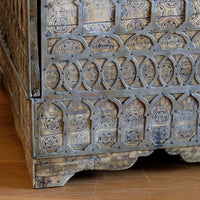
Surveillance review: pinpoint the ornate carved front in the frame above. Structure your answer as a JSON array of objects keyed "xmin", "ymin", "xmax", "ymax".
[{"xmin": 34, "ymin": 0, "xmax": 200, "ymax": 157}]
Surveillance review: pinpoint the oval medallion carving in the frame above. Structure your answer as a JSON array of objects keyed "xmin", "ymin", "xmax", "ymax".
[
  {"xmin": 84, "ymin": 62, "xmax": 99, "ymax": 88},
  {"xmin": 57, "ymin": 39, "xmax": 84, "ymax": 54},
  {"xmin": 179, "ymin": 58, "xmax": 192, "ymax": 83},
  {"xmin": 65, "ymin": 64, "xmax": 79, "ymax": 89},
  {"xmin": 142, "ymin": 59, "xmax": 156, "ymax": 84},
  {"xmin": 160, "ymin": 59, "xmax": 174, "ymax": 84},
  {"xmin": 93, "ymin": 37, "xmax": 119, "ymax": 52},
  {"xmin": 46, "ymin": 64, "xmax": 60, "ymax": 90},
  {"xmin": 103, "ymin": 61, "xmax": 118, "ymax": 87},
  {"xmin": 123, "ymin": 61, "xmax": 136, "ymax": 86}
]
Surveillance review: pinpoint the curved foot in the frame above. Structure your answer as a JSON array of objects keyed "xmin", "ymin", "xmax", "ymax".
[
  {"xmin": 34, "ymin": 170, "xmax": 76, "ymax": 188},
  {"xmin": 165, "ymin": 146, "xmax": 200, "ymax": 163},
  {"xmin": 33, "ymin": 150, "xmax": 153, "ymax": 188}
]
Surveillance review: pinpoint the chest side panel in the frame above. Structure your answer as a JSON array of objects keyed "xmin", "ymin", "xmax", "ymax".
[{"xmin": 34, "ymin": 0, "xmax": 200, "ymax": 158}]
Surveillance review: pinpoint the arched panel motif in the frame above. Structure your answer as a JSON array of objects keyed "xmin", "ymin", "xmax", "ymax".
[
  {"xmin": 56, "ymin": 39, "xmax": 85, "ymax": 54},
  {"xmin": 68, "ymin": 102, "xmax": 91, "ymax": 150},
  {"xmin": 96, "ymin": 100, "xmax": 118, "ymax": 148},
  {"xmin": 127, "ymin": 35, "xmax": 153, "ymax": 50},
  {"xmin": 39, "ymin": 104, "xmax": 63, "ymax": 152},
  {"xmin": 93, "ymin": 37, "xmax": 119, "ymax": 52},
  {"xmin": 175, "ymin": 96, "xmax": 198, "ymax": 141},
  {"xmin": 161, "ymin": 34, "xmax": 186, "ymax": 50},
  {"xmin": 122, "ymin": 99, "xmax": 145, "ymax": 145},
  {"xmin": 151, "ymin": 97, "xmax": 172, "ymax": 144}
]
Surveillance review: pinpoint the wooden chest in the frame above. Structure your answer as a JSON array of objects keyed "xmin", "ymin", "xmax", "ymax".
[{"xmin": 1, "ymin": 0, "xmax": 200, "ymax": 188}]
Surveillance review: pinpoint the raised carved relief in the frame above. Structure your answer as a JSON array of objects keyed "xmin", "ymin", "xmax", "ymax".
[
  {"xmin": 83, "ymin": 0, "xmax": 115, "ymax": 33},
  {"xmin": 151, "ymin": 97, "xmax": 172, "ymax": 143},
  {"xmin": 68, "ymin": 102, "xmax": 91, "ymax": 150},
  {"xmin": 96, "ymin": 100, "xmax": 118, "ymax": 148},
  {"xmin": 175, "ymin": 96, "xmax": 198, "ymax": 141},
  {"xmin": 122, "ymin": 99, "xmax": 145, "ymax": 145},
  {"xmin": 156, "ymin": 0, "xmax": 185, "ymax": 29},
  {"xmin": 121, "ymin": 0, "xmax": 151, "ymax": 31}
]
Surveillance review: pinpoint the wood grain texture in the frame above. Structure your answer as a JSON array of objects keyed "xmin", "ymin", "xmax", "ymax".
[
  {"xmin": 2, "ymin": 83, "xmax": 200, "ymax": 199},
  {"xmin": 0, "ymin": 0, "xmax": 29, "ymax": 91}
]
